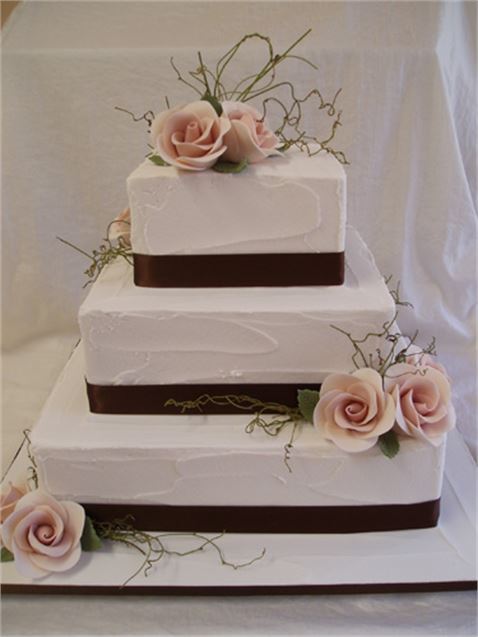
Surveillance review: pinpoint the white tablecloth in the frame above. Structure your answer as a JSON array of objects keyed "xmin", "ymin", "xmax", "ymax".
[{"xmin": 2, "ymin": 2, "xmax": 476, "ymax": 635}]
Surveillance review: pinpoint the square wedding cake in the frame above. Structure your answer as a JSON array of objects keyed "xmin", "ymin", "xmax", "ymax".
[
  {"xmin": 2, "ymin": 33, "xmax": 459, "ymax": 586},
  {"xmin": 30, "ymin": 147, "xmax": 451, "ymax": 535}
]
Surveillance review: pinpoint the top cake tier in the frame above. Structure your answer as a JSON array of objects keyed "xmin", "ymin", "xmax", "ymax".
[{"xmin": 127, "ymin": 150, "xmax": 346, "ymax": 287}]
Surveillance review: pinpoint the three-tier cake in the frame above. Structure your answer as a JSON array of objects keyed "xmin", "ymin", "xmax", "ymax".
[{"xmin": 30, "ymin": 147, "xmax": 448, "ymax": 535}]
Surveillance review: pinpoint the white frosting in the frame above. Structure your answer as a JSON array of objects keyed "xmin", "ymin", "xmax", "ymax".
[
  {"xmin": 31, "ymin": 346, "xmax": 446, "ymax": 508},
  {"xmin": 79, "ymin": 228, "xmax": 395, "ymax": 385},
  {"xmin": 127, "ymin": 150, "xmax": 346, "ymax": 255}
]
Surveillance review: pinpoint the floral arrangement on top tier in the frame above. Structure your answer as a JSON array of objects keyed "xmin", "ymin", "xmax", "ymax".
[
  {"xmin": 118, "ymin": 29, "xmax": 348, "ymax": 173},
  {"xmin": 59, "ymin": 30, "xmax": 347, "ymax": 284},
  {"xmin": 166, "ymin": 280, "xmax": 456, "ymax": 469}
]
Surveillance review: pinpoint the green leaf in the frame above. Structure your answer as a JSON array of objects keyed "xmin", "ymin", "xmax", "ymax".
[
  {"xmin": 212, "ymin": 158, "xmax": 248, "ymax": 174},
  {"xmin": 81, "ymin": 516, "xmax": 103, "ymax": 552},
  {"xmin": 149, "ymin": 154, "xmax": 169, "ymax": 167},
  {"xmin": 1, "ymin": 547, "xmax": 14, "ymax": 562},
  {"xmin": 297, "ymin": 389, "xmax": 321, "ymax": 423},
  {"xmin": 201, "ymin": 92, "xmax": 223, "ymax": 116},
  {"xmin": 378, "ymin": 430, "xmax": 400, "ymax": 459}
]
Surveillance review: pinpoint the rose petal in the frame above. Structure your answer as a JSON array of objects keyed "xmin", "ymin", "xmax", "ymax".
[
  {"xmin": 29, "ymin": 543, "xmax": 82, "ymax": 574},
  {"xmin": 364, "ymin": 393, "xmax": 396, "ymax": 437},
  {"xmin": 171, "ymin": 146, "xmax": 228, "ymax": 171},
  {"xmin": 4, "ymin": 508, "xmax": 42, "ymax": 551},
  {"xmin": 353, "ymin": 368, "xmax": 384, "ymax": 395},
  {"xmin": 184, "ymin": 120, "xmax": 201, "ymax": 143},
  {"xmin": 150, "ymin": 104, "xmax": 183, "ymax": 142},
  {"xmin": 324, "ymin": 421, "xmax": 378, "ymax": 453},
  {"xmin": 320, "ymin": 373, "xmax": 359, "ymax": 396},
  {"xmin": 182, "ymin": 100, "xmax": 219, "ymax": 120},
  {"xmin": 348, "ymin": 381, "xmax": 378, "ymax": 421},
  {"xmin": 222, "ymin": 100, "xmax": 262, "ymax": 120},
  {"xmin": 11, "ymin": 541, "xmax": 48, "ymax": 579},
  {"xmin": 61, "ymin": 501, "xmax": 86, "ymax": 548},
  {"xmin": 13, "ymin": 491, "xmax": 70, "ymax": 520},
  {"xmin": 29, "ymin": 530, "xmax": 70, "ymax": 558},
  {"xmin": 401, "ymin": 389, "xmax": 421, "ymax": 428},
  {"xmin": 223, "ymin": 119, "xmax": 269, "ymax": 164}
]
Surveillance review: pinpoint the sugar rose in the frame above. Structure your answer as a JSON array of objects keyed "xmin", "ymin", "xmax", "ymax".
[
  {"xmin": 221, "ymin": 101, "xmax": 281, "ymax": 164},
  {"xmin": 0, "ymin": 482, "xmax": 27, "ymax": 525},
  {"xmin": 1, "ymin": 491, "xmax": 85, "ymax": 579},
  {"xmin": 150, "ymin": 101, "xmax": 231, "ymax": 171},
  {"xmin": 313, "ymin": 368, "xmax": 395, "ymax": 452},
  {"xmin": 109, "ymin": 207, "xmax": 131, "ymax": 247},
  {"xmin": 385, "ymin": 363, "xmax": 455, "ymax": 446},
  {"xmin": 404, "ymin": 344, "xmax": 448, "ymax": 378}
]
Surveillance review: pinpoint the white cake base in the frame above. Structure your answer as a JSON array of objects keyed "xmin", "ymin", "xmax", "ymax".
[{"xmin": 2, "ymin": 426, "xmax": 475, "ymax": 593}]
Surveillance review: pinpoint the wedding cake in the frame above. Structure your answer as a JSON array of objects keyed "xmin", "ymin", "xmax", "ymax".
[
  {"xmin": 30, "ymin": 141, "xmax": 451, "ymax": 535},
  {"xmin": 2, "ymin": 33, "xmax": 459, "ymax": 584}
]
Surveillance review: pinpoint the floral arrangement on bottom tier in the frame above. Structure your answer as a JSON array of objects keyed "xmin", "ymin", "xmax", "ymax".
[{"xmin": 0, "ymin": 434, "xmax": 265, "ymax": 582}]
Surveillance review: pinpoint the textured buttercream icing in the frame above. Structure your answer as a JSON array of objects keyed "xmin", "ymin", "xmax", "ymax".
[
  {"xmin": 127, "ymin": 148, "xmax": 346, "ymax": 255},
  {"xmin": 79, "ymin": 228, "xmax": 394, "ymax": 386},
  {"xmin": 31, "ymin": 347, "xmax": 446, "ymax": 507}
]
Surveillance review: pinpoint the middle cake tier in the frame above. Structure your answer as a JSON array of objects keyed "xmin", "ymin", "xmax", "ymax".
[{"xmin": 80, "ymin": 227, "xmax": 395, "ymax": 414}]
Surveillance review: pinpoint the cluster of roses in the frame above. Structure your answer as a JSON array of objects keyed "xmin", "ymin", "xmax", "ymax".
[
  {"xmin": 1, "ymin": 486, "xmax": 85, "ymax": 579},
  {"xmin": 150, "ymin": 100, "xmax": 281, "ymax": 171},
  {"xmin": 314, "ymin": 347, "xmax": 455, "ymax": 453}
]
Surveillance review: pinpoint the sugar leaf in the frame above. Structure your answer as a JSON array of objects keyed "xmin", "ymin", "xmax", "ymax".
[
  {"xmin": 149, "ymin": 154, "xmax": 169, "ymax": 167},
  {"xmin": 297, "ymin": 389, "xmax": 321, "ymax": 423},
  {"xmin": 212, "ymin": 159, "xmax": 248, "ymax": 174},
  {"xmin": 81, "ymin": 516, "xmax": 103, "ymax": 551},
  {"xmin": 1, "ymin": 547, "xmax": 14, "ymax": 562},
  {"xmin": 378, "ymin": 430, "xmax": 400, "ymax": 459}
]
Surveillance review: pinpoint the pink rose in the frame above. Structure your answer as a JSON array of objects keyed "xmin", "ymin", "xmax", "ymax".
[
  {"xmin": 0, "ymin": 482, "xmax": 27, "ymax": 524},
  {"xmin": 221, "ymin": 101, "xmax": 281, "ymax": 164},
  {"xmin": 385, "ymin": 363, "xmax": 455, "ymax": 446},
  {"xmin": 150, "ymin": 101, "xmax": 231, "ymax": 171},
  {"xmin": 313, "ymin": 368, "xmax": 396, "ymax": 452},
  {"xmin": 1, "ymin": 491, "xmax": 85, "ymax": 579},
  {"xmin": 404, "ymin": 344, "xmax": 448, "ymax": 378},
  {"xmin": 109, "ymin": 207, "xmax": 131, "ymax": 247}
]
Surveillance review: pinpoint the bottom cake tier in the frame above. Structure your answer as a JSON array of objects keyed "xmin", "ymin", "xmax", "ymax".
[{"xmin": 31, "ymin": 345, "xmax": 446, "ymax": 534}]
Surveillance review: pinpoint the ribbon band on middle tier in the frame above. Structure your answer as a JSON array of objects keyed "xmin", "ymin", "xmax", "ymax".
[{"xmin": 86, "ymin": 382, "xmax": 322, "ymax": 415}]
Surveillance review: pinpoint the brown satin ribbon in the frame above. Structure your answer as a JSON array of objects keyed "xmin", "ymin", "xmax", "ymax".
[
  {"xmin": 133, "ymin": 251, "xmax": 345, "ymax": 287},
  {"xmin": 82, "ymin": 500, "xmax": 441, "ymax": 534},
  {"xmin": 86, "ymin": 382, "xmax": 322, "ymax": 415},
  {"xmin": 3, "ymin": 580, "xmax": 476, "ymax": 595}
]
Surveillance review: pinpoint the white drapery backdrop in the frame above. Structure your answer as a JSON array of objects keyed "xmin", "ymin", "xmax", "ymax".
[
  {"xmin": 3, "ymin": 1, "xmax": 476, "ymax": 455},
  {"xmin": 2, "ymin": 2, "xmax": 476, "ymax": 635}
]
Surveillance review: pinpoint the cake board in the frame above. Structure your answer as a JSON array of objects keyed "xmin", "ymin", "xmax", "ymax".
[{"xmin": 1, "ymin": 346, "xmax": 476, "ymax": 595}]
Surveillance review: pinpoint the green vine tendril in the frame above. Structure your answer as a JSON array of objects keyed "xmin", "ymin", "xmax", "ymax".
[
  {"xmin": 165, "ymin": 394, "xmax": 302, "ymax": 472},
  {"xmin": 118, "ymin": 30, "xmax": 349, "ymax": 164},
  {"xmin": 93, "ymin": 516, "xmax": 266, "ymax": 587},
  {"xmin": 330, "ymin": 277, "xmax": 437, "ymax": 378},
  {"xmin": 57, "ymin": 220, "xmax": 133, "ymax": 287}
]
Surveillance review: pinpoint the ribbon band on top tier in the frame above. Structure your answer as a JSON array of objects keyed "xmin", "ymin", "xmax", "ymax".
[
  {"xmin": 86, "ymin": 382, "xmax": 322, "ymax": 415},
  {"xmin": 133, "ymin": 252, "xmax": 345, "ymax": 287}
]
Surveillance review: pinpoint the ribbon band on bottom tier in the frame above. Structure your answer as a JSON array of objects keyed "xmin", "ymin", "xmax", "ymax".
[
  {"xmin": 133, "ymin": 251, "xmax": 345, "ymax": 287},
  {"xmin": 86, "ymin": 382, "xmax": 322, "ymax": 414},
  {"xmin": 82, "ymin": 500, "xmax": 441, "ymax": 534}
]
